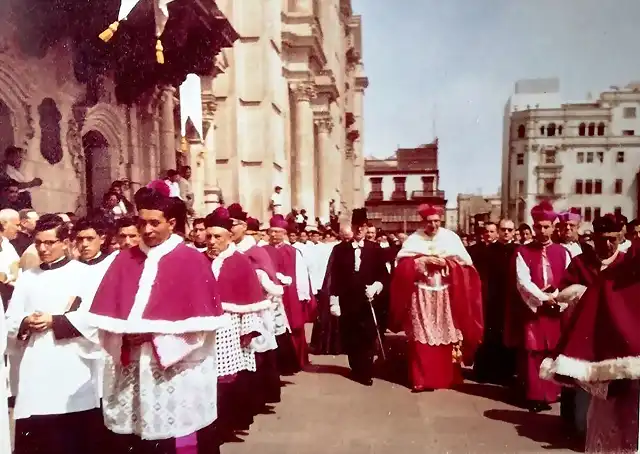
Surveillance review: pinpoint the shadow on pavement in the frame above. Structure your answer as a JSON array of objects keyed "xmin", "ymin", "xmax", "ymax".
[
  {"xmin": 454, "ymin": 381, "xmax": 522, "ymax": 408},
  {"xmin": 306, "ymin": 363, "xmax": 352, "ymax": 378},
  {"xmin": 484, "ymin": 409, "xmax": 583, "ymax": 452},
  {"xmin": 374, "ymin": 333, "xmax": 410, "ymax": 388}
]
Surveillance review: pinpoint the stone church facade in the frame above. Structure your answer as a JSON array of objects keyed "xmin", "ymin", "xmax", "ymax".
[{"xmin": 203, "ymin": 0, "xmax": 369, "ymax": 223}]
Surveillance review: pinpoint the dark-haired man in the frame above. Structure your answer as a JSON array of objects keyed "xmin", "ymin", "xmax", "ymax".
[
  {"xmin": 85, "ymin": 190, "xmax": 229, "ymax": 453},
  {"xmin": 190, "ymin": 217, "xmax": 207, "ymax": 252},
  {"xmin": 6, "ymin": 214, "xmax": 102, "ymax": 454},
  {"xmin": 115, "ymin": 216, "xmax": 140, "ymax": 250},
  {"xmin": 0, "ymin": 179, "xmax": 31, "ymax": 211}
]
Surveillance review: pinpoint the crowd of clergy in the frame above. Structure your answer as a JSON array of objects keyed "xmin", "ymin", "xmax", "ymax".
[{"xmin": 0, "ymin": 172, "xmax": 639, "ymax": 454}]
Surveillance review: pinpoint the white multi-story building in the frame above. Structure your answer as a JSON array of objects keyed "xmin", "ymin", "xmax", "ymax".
[{"xmin": 502, "ymin": 80, "xmax": 640, "ymax": 226}]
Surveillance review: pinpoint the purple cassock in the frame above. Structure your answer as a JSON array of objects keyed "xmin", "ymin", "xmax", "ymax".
[{"xmin": 508, "ymin": 202, "xmax": 571, "ymax": 406}]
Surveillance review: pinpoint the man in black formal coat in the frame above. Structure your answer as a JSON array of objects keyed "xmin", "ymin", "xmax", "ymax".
[
  {"xmin": 327, "ymin": 208, "xmax": 389, "ymax": 386},
  {"xmin": 474, "ymin": 219, "xmax": 519, "ymax": 384}
]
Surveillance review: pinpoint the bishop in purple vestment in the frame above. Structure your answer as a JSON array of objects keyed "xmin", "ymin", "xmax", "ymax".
[{"xmin": 512, "ymin": 201, "xmax": 570, "ymax": 412}]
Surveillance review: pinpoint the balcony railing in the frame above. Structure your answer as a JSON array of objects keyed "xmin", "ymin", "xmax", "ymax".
[
  {"xmin": 367, "ymin": 190, "xmax": 383, "ymax": 201},
  {"xmin": 391, "ymin": 190, "xmax": 407, "ymax": 201},
  {"xmin": 411, "ymin": 190, "xmax": 445, "ymax": 199}
]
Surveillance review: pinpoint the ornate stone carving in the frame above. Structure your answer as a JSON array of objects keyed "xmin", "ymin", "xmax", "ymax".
[
  {"xmin": 345, "ymin": 143, "xmax": 355, "ymax": 158},
  {"xmin": 38, "ymin": 98, "xmax": 63, "ymax": 165},
  {"xmin": 66, "ymin": 115, "xmax": 85, "ymax": 179},
  {"xmin": 202, "ymin": 94, "xmax": 217, "ymax": 118},
  {"xmin": 315, "ymin": 118, "xmax": 334, "ymax": 133},
  {"xmin": 160, "ymin": 86, "xmax": 176, "ymax": 104},
  {"xmin": 292, "ymin": 82, "xmax": 317, "ymax": 102}
]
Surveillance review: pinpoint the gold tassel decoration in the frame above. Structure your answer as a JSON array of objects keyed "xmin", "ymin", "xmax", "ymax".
[
  {"xmin": 156, "ymin": 39, "xmax": 165, "ymax": 64},
  {"xmin": 99, "ymin": 21, "xmax": 120, "ymax": 42}
]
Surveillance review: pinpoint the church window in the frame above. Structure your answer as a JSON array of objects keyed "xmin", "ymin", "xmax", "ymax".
[
  {"xmin": 544, "ymin": 180, "xmax": 556, "ymax": 195},
  {"xmin": 558, "ymin": 125, "xmax": 563, "ymax": 135},
  {"xmin": 575, "ymin": 180, "xmax": 583, "ymax": 194},
  {"xmin": 594, "ymin": 207, "xmax": 601, "ymax": 219},
  {"xmin": 578, "ymin": 123, "xmax": 586, "ymax": 136},
  {"xmin": 539, "ymin": 125, "xmax": 545, "ymax": 135},
  {"xmin": 517, "ymin": 180, "xmax": 525, "ymax": 194},
  {"xmin": 586, "ymin": 152, "xmax": 594, "ymax": 163},
  {"xmin": 576, "ymin": 152, "xmax": 584, "ymax": 163},
  {"xmin": 517, "ymin": 124, "xmax": 526, "ymax": 138},
  {"xmin": 596, "ymin": 151, "xmax": 604, "ymax": 163},
  {"xmin": 617, "ymin": 151, "xmax": 625, "ymax": 163},
  {"xmin": 588, "ymin": 123, "xmax": 596, "ymax": 136},
  {"xmin": 516, "ymin": 153, "xmax": 524, "ymax": 165}
]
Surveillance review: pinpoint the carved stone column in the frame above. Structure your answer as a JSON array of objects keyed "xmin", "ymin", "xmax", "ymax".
[
  {"xmin": 315, "ymin": 117, "xmax": 334, "ymax": 222},
  {"xmin": 201, "ymin": 94, "xmax": 219, "ymax": 215},
  {"xmin": 292, "ymin": 81, "xmax": 317, "ymax": 223},
  {"xmin": 159, "ymin": 85, "xmax": 177, "ymax": 174},
  {"xmin": 342, "ymin": 144, "xmax": 355, "ymax": 212}
]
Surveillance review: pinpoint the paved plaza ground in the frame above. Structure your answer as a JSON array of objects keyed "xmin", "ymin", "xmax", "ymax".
[
  {"xmin": 8, "ymin": 333, "xmax": 583, "ymax": 454},
  {"xmin": 224, "ymin": 334, "xmax": 582, "ymax": 454}
]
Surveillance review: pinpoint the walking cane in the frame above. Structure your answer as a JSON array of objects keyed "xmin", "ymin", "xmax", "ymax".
[{"xmin": 368, "ymin": 294, "xmax": 387, "ymax": 362}]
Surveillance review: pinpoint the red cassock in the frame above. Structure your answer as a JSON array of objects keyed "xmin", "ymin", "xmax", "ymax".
[{"xmin": 390, "ymin": 256, "xmax": 483, "ymax": 389}]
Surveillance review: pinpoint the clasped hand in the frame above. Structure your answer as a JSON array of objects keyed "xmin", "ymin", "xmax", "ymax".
[
  {"xmin": 415, "ymin": 256, "xmax": 446, "ymax": 273},
  {"xmin": 25, "ymin": 311, "xmax": 53, "ymax": 333}
]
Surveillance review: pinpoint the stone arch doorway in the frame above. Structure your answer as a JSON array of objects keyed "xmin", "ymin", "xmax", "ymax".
[
  {"xmin": 82, "ymin": 130, "xmax": 111, "ymax": 212},
  {"xmin": 0, "ymin": 100, "xmax": 14, "ymax": 155}
]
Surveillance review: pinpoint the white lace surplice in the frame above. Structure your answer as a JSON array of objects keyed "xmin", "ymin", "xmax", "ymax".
[
  {"xmin": 397, "ymin": 228, "xmax": 472, "ymax": 346},
  {"xmin": 102, "ymin": 339, "xmax": 218, "ymax": 441}
]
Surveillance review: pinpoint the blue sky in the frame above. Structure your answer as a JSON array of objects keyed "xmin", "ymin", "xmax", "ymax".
[{"xmin": 352, "ymin": 0, "xmax": 640, "ymax": 202}]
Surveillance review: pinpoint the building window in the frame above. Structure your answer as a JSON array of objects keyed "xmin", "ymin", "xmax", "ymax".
[
  {"xmin": 516, "ymin": 153, "xmax": 524, "ymax": 165},
  {"xmin": 594, "ymin": 179, "xmax": 602, "ymax": 194},
  {"xmin": 624, "ymin": 107, "xmax": 637, "ymax": 119},
  {"xmin": 623, "ymin": 129, "xmax": 635, "ymax": 136},
  {"xmin": 421, "ymin": 176, "xmax": 435, "ymax": 192},
  {"xmin": 547, "ymin": 123, "xmax": 556, "ymax": 137},
  {"xmin": 392, "ymin": 177, "xmax": 407, "ymax": 200},
  {"xmin": 539, "ymin": 125, "xmax": 545, "ymax": 135},
  {"xmin": 571, "ymin": 207, "xmax": 582, "ymax": 217},
  {"xmin": 594, "ymin": 207, "xmax": 601, "ymax": 219},
  {"xmin": 544, "ymin": 150, "xmax": 556, "ymax": 164},
  {"xmin": 596, "ymin": 151, "xmax": 604, "ymax": 163},
  {"xmin": 577, "ymin": 152, "xmax": 584, "ymax": 163},
  {"xmin": 585, "ymin": 179, "xmax": 593, "ymax": 194},
  {"xmin": 544, "ymin": 180, "xmax": 556, "ymax": 195},
  {"xmin": 578, "ymin": 123, "xmax": 586, "ymax": 136},
  {"xmin": 558, "ymin": 125, "xmax": 564, "ymax": 135},
  {"xmin": 588, "ymin": 123, "xmax": 596, "ymax": 136},
  {"xmin": 586, "ymin": 152, "xmax": 594, "ymax": 163},
  {"xmin": 370, "ymin": 177, "xmax": 382, "ymax": 191},
  {"xmin": 614, "ymin": 206, "xmax": 623, "ymax": 217},
  {"xmin": 517, "ymin": 180, "xmax": 525, "ymax": 194},
  {"xmin": 584, "ymin": 207, "xmax": 593, "ymax": 222},
  {"xmin": 617, "ymin": 151, "xmax": 625, "ymax": 163},
  {"xmin": 517, "ymin": 124, "xmax": 526, "ymax": 138},
  {"xmin": 575, "ymin": 179, "xmax": 584, "ymax": 194},
  {"xmin": 615, "ymin": 179, "xmax": 623, "ymax": 194},
  {"xmin": 597, "ymin": 122, "xmax": 606, "ymax": 136}
]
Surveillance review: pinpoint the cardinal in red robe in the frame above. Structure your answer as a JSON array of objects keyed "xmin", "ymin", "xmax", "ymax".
[{"xmin": 390, "ymin": 204, "xmax": 483, "ymax": 392}]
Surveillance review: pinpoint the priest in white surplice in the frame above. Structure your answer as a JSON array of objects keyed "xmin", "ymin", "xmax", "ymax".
[{"xmin": 5, "ymin": 214, "xmax": 103, "ymax": 454}]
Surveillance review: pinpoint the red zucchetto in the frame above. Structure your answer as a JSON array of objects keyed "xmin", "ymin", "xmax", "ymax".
[{"xmin": 418, "ymin": 204, "xmax": 444, "ymax": 218}]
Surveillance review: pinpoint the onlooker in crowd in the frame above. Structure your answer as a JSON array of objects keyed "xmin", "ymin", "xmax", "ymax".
[
  {"xmin": 0, "ymin": 179, "xmax": 31, "ymax": 211},
  {"xmin": 11, "ymin": 209, "xmax": 39, "ymax": 255},
  {"xmin": 0, "ymin": 208, "xmax": 21, "ymax": 306},
  {"xmin": 164, "ymin": 169, "xmax": 181, "ymax": 198},
  {"xmin": 270, "ymin": 185, "xmax": 283, "ymax": 215},
  {"xmin": 518, "ymin": 223, "xmax": 533, "ymax": 245},
  {"xmin": 0, "ymin": 146, "xmax": 42, "ymax": 209},
  {"xmin": 110, "ymin": 180, "xmax": 134, "ymax": 215},
  {"xmin": 114, "ymin": 216, "xmax": 140, "ymax": 250},
  {"xmin": 178, "ymin": 166, "xmax": 195, "ymax": 216}
]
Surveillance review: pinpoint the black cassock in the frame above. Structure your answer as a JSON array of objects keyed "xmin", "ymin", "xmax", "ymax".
[
  {"xmin": 328, "ymin": 239, "xmax": 389, "ymax": 382},
  {"xmin": 474, "ymin": 241, "xmax": 518, "ymax": 384}
]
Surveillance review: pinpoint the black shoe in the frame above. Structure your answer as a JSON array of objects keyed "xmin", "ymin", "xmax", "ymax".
[{"xmin": 528, "ymin": 401, "xmax": 552, "ymax": 413}]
